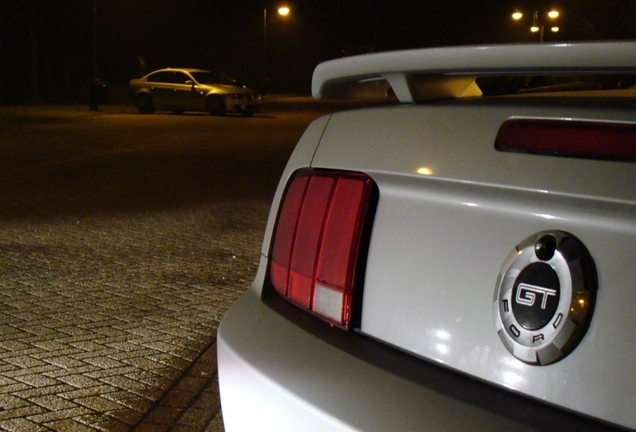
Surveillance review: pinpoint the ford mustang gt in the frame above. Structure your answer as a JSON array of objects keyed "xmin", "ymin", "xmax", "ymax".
[{"xmin": 217, "ymin": 42, "xmax": 636, "ymax": 432}]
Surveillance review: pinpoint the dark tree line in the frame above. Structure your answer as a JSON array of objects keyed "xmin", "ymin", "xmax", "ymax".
[
  {"xmin": 0, "ymin": 1, "xmax": 93, "ymax": 104},
  {"xmin": 1, "ymin": 0, "xmax": 635, "ymax": 105},
  {"xmin": 560, "ymin": 0, "xmax": 636, "ymax": 40}
]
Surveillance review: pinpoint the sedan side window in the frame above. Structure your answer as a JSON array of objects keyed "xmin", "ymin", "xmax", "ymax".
[
  {"xmin": 172, "ymin": 73, "xmax": 191, "ymax": 85},
  {"xmin": 147, "ymin": 72, "xmax": 173, "ymax": 83}
]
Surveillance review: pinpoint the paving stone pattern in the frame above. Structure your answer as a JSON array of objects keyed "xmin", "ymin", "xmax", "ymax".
[{"xmin": 0, "ymin": 201, "xmax": 268, "ymax": 431}]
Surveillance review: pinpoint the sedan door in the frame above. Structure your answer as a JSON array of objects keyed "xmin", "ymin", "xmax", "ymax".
[
  {"xmin": 171, "ymin": 72, "xmax": 206, "ymax": 112},
  {"xmin": 145, "ymin": 71, "xmax": 176, "ymax": 110}
]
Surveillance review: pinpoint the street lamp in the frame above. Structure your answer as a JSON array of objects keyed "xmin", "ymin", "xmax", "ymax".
[
  {"xmin": 262, "ymin": 5, "xmax": 291, "ymax": 91},
  {"xmin": 511, "ymin": 8, "xmax": 561, "ymax": 42},
  {"xmin": 264, "ymin": 5, "xmax": 291, "ymax": 54},
  {"xmin": 89, "ymin": 0, "xmax": 109, "ymax": 110}
]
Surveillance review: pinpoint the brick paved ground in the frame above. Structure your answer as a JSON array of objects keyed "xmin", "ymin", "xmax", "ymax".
[
  {"xmin": 0, "ymin": 99, "xmax": 365, "ymax": 431},
  {"xmin": 0, "ymin": 199, "xmax": 267, "ymax": 431}
]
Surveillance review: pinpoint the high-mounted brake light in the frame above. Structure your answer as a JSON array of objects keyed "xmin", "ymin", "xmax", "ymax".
[
  {"xmin": 495, "ymin": 119, "xmax": 636, "ymax": 162},
  {"xmin": 270, "ymin": 170, "xmax": 374, "ymax": 330}
]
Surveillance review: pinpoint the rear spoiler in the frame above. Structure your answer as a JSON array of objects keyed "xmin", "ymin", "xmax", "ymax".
[{"xmin": 312, "ymin": 42, "xmax": 636, "ymax": 103}]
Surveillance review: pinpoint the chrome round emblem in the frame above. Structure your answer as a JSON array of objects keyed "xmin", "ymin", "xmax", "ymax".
[{"xmin": 493, "ymin": 231, "xmax": 597, "ymax": 365}]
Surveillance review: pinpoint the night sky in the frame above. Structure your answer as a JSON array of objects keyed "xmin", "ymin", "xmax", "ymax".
[{"xmin": 1, "ymin": 0, "xmax": 635, "ymax": 104}]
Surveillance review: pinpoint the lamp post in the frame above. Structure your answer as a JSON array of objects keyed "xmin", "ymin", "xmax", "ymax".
[
  {"xmin": 512, "ymin": 8, "xmax": 560, "ymax": 42},
  {"xmin": 263, "ymin": 5, "xmax": 290, "ymax": 55},
  {"xmin": 89, "ymin": 0, "xmax": 108, "ymax": 110},
  {"xmin": 262, "ymin": 5, "xmax": 290, "ymax": 91},
  {"xmin": 90, "ymin": 0, "xmax": 100, "ymax": 110}
]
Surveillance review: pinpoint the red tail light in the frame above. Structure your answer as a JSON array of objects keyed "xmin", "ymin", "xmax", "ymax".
[
  {"xmin": 270, "ymin": 170, "xmax": 374, "ymax": 330},
  {"xmin": 495, "ymin": 119, "xmax": 636, "ymax": 162}
]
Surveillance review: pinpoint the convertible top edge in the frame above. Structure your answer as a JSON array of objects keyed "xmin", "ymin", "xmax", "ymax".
[{"xmin": 312, "ymin": 42, "xmax": 636, "ymax": 102}]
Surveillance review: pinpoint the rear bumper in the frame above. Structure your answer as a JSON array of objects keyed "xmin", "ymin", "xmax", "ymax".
[{"xmin": 217, "ymin": 288, "xmax": 620, "ymax": 432}]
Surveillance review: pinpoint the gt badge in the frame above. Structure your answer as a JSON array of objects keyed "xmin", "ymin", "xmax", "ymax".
[{"xmin": 493, "ymin": 231, "xmax": 597, "ymax": 365}]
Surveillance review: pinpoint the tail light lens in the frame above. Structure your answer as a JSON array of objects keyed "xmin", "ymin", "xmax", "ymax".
[
  {"xmin": 270, "ymin": 170, "xmax": 374, "ymax": 330},
  {"xmin": 495, "ymin": 119, "xmax": 636, "ymax": 162}
]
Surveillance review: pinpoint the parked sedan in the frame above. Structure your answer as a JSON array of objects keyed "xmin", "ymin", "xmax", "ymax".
[
  {"xmin": 129, "ymin": 69, "xmax": 260, "ymax": 116},
  {"xmin": 217, "ymin": 42, "xmax": 636, "ymax": 432}
]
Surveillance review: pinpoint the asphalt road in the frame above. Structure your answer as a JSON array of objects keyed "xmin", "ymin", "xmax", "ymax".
[
  {"xmin": 0, "ymin": 100, "xmax": 322, "ymax": 219},
  {"xmin": 0, "ymin": 97, "xmax": 373, "ymax": 431}
]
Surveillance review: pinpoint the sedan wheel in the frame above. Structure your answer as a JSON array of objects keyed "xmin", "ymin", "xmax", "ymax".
[
  {"xmin": 206, "ymin": 95, "xmax": 226, "ymax": 116},
  {"xmin": 136, "ymin": 94, "xmax": 155, "ymax": 114}
]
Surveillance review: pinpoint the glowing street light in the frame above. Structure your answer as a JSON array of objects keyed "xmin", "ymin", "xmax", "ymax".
[
  {"xmin": 263, "ymin": 5, "xmax": 291, "ymax": 89},
  {"xmin": 264, "ymin": 5, "xmax": 291, "ymax": 52},
  {"xmin": 512, "ymin": 8, "xmax": 561, "ymax": 42}
]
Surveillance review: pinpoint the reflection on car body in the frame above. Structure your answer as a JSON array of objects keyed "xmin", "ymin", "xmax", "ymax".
[
  {"xmin": 217, "ymin": 42, "xmax": 636, "ymax": 432},
  {"xmin": 129, "ymin": 68, "xmax": 260, "ymax": 116}
]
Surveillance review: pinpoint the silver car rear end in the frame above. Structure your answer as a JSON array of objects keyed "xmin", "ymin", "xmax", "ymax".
[{"xmin": 218, "ymin": 43, "xmax": 636, "ymax": 432}]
